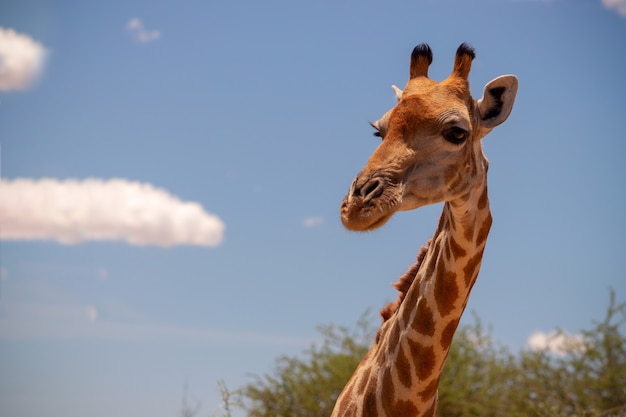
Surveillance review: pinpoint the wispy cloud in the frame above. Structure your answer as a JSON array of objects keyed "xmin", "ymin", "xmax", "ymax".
[
  {"xmin": 527, "ymin": 330, "xmax": 585, "ymax": 355},
  {"xmin": 0, "ymin": 27, "xmax": 47, "ymax": 91},
  {"xmin": 126, "ymin": 18, "xmax": 161, "ymax": 43},
  {"xmin": 0, "ymin": 301, "xmax": 310, "ymax": 347},
  {"xmin": 96, "ymin": 268, "xmax": 108, "ymax": 281},
  {"xmin": 303, "ymin": 216, "xmax": 324, "ymax": 228},
  {"xmin": 0, "ymin": 178, "xmax": 225, "ymax": 247},
  {"xmin": 601, "ymin": 0, "xmax": 626, "ymax": 17}
]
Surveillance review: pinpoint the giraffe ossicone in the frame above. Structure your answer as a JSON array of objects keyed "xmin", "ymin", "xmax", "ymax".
[{"xmin": 332, "ymin": 43, "xmax": 518, "ymax": 417}]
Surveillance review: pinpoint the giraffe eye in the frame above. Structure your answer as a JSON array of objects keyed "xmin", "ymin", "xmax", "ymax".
[
  {"xmin": 370, "ymin": 122, "xmax": 385, "ymax": 140},
  {"xmin": 443, "ymin": 127, "xmax": 468, "ymax": 145}
]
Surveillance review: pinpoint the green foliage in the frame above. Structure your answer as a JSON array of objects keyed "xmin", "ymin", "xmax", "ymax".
[
  {"xmin": 222, "ymin": 291, "xmax": 626, "ymax": 417},
  {"xmin": 241, "ymin": 313, "xmax": 374, "ymax": 417},
  {"xmin": 439, "ymin": 290, "xmax": 626, "ymax": 417},
  {"xmin": 437, "ymin": 313, "xmax": 522, "ymax": 417},
  {"xmin": 515, "ymin": 290, "xmax": 626, "ymax": 417}
]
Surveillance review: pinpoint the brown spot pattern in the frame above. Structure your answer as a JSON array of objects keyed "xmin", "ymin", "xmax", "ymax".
[
  {"xmin": 387, "ymin": 324, "xmax": 400, "ymax": 356},
  {"xmin": 443, "ymin": 240, "xmax": 451, "ymax": 261},
  {"xmin": 419, "ymin": 378, "xmax": 439, "ymax": 402},
  {"xmin": 476, "ymin": 215, "xmax": 492, "ymax": 244},
  {"xmin": 463, "ymin": 251, "xmax": 484, "ymax": 287},
  {"xmin": 463, "ymin": 220, "xmax": 475, "ymax": 242},
  {"xmin": 441, "ymin": 318, "xmax": 460, "ymax": 350},
  {"xmin": 478, "ymin": 185, "xmax": 489, "ymax": 210},
  {"xmin": 408, "ymin": 341, "xmax": 436, "ymax": 380},
  {"xmin": 423, "ymin": 238, "xmax": 441, "ymax": 281},
  {"xmin": 422, "ymin": 399, "xmax": 437, "ymax": 417},
  {"xmin": 397, "ymin": 344, "xmax": 413, "ymax": 389},
  {"xmin": 381, "ymin": 367, "xmax": 396, "ymax": 413},
  {"xmin": 434, "ymin": 269, "xmax": 458, "ymax": 317},
  {"xmin": 411, "ymin": 299, "xmax": 435, "ymax": 337},
  {"xmin": 394, "ymin": 399, "xmax": 419, "ymax": 417},
  {"xmin": 448, "ymin": 236, "xmax": 467, "ymax": 259},
  {"xmin": 364, "ymin": 391, "xmax": 378, "ymax": 417},
  {"xmin": 448, "ymin": 214, "xmax": 456, "ymax": 231}
]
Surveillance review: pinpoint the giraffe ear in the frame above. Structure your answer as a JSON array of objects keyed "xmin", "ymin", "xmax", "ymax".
[
  {"xmin": 477, "ymin": 75, "xmax": 518, "ymax": 129},
  {"xmin": 391, "ymin": 84, "xmax": 403, "ymax": 101},
  {"xmin": 370, "ymin": 86, "xmax": 402, "ymax": 138}
]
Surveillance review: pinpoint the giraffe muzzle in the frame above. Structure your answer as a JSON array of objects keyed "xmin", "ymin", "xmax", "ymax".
[{"xmin": 341, "ymin": 173, "xmax": 402, "ymax": 231}]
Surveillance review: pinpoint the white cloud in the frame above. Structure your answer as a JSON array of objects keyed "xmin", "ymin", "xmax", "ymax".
[
  {"xmin": 0, "ymin": 27, "xmax": 47, "ymax": 91},
  {"xmin": 87, "ymin": 305, "xmax": 98, "ymax": 323},
  {"xmin": 527, "ymin": 330, "xmax": 586, "ymax": 356},
  {"xmin": 303, "ymin": 216, "xmax": 324, "ymax": 228},
  {"xmin": 602, "ymin": 0, "xmax": 626, "ymax": 16},
  {"xmin": 126, "ymin": 18, "xmax": 161, "ymax": 43},
  {"xmin": 0, "ymin": 178, "xmax": 225, "ymax": 247}
]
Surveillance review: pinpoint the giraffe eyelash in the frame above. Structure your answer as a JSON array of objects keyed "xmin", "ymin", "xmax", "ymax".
[{"xmin": 370, "ymin": 122, "xmax": 384, "ymax": 139}]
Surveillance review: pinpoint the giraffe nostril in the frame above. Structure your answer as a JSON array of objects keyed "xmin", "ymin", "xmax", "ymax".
[
  {"xmin": 363, "ymin": 180, "xmax": 379, "ymax": 196},
  {"xmin": 349, "ymin": 175, "xmax": 387, "ymax": 203},
  {"xmin": 362, "ymin": 177, "xmax": 385, "ymax": 202}
]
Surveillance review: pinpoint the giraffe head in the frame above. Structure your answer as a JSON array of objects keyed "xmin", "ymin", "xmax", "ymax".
[{"xmin": 341, "ymin": 43, "xmax": 517, "ymax": 231}]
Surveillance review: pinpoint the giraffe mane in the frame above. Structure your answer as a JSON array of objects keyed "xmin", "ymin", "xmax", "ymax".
[{"xmin": 380, "ymin": 240, "xmax": 430, "ymax": 322}]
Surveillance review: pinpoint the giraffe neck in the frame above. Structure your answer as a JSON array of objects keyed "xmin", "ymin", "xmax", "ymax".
[{"xmin": 331, "ymin": 175, "xmax": 492, "ymax": 417}]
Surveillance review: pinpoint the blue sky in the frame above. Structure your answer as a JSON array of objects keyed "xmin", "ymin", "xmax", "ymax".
[{"xmin": 1, "ymin": 0, "xmax": 626, "ymax": 416}]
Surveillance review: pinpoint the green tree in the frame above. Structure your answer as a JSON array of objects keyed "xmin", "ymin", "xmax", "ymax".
[
  {"xmin": 226, "ymin": 291, "xmax": 625, "ymax": 417},
  {"xmin": 437, "ymin": 314, "xmax": 522, "ymax": 417},
  {"xmin": 242, "ymin": 313, "xmax": 374, "ymax": 417},
  {"xmin": 515, "ymin": 290, "xmax": 626, "ymax": 417}
]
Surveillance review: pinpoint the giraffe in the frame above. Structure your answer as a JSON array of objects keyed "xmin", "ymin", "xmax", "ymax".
[{"xmin": 331, "ymin": 43, "xmax": 518, "ymax": 417}]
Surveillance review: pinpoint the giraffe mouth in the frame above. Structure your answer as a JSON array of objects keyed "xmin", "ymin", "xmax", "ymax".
[{"xmin": 340, "ymin": 175, "xmax": 403, "ymax": 231}]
